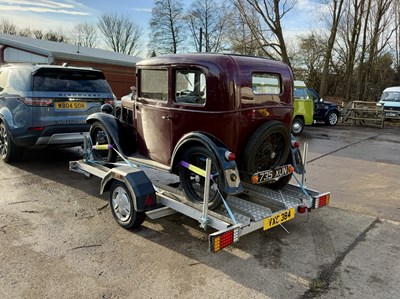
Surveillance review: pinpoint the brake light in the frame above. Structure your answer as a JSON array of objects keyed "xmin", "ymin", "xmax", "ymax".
[
  {"xmin": 104, "ymin": 98, "xmax": 115, "ymax": 105},
  {"xmin": 225, "ymin": 151, "xmax": 236, "ymax": 161},
  {"xmin": 291, "ymin": 140, "xmax": 300, "ymax": 148},
  {"xmin": 314, "ymin": 194, "xmax": 330, "ymax": 208},
  {"xmin": 209, "ymin": 225, "xmax": 240, "ymax": 253},
  {"xmin": 22, "ymin": 97, "xmax": 53, "ymax": 107}
]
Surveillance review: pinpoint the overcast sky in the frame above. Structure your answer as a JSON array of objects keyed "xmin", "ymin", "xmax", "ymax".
[{"xmin": 0, "ymin": 0, "xmax": 324, "ymax": 56}]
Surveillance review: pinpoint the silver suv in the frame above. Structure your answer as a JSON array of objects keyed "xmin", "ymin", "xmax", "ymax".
[{"xmin": 0, "ymin": 64, "xmax": 115, "ymax": 162}]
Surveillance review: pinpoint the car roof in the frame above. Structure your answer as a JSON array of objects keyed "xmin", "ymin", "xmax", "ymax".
[
  {"xmin": 1, "ymin": 63, "xmax": 97, "ymax": 72},
  {"xmin": 383, "ymin": 86, "xmax": 400, "ymax": 92},
  {"xmin": 294, "ymin": 80, "xmax": 307, "ymax": 87}
]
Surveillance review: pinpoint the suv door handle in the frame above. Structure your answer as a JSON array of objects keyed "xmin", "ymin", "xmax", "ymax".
[{"xmin": 162, "ymin": 115, "xmax": 172, "ymax": 120}]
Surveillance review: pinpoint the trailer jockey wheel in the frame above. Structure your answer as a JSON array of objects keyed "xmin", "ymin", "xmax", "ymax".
[{"xmin": 109, "ymin": 180, "xmax": 146, "ymax": 229}]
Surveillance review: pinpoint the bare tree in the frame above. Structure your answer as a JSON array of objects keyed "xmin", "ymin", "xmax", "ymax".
[
  {"xmin": 337, "ymin": 0, "xmax": 367, "ymax": 101},
  {"xmin": 187, "ymin": 0, "xmax": 232, "ymax": 52},
  {"xmin": 319, "ymin": 0, "xmax": 345, "ymax": 97},
  {"xmin": 149, "ymin": 0, "xmax": 186, "ymax": 54},
  {"xmin": 228, "ymin": 3, "xmax": 263, "ymax": 55},
  {"xmin": 98, "ymin": 13, "xmax": 143, "ymax": 56},
  {"xmin": 44, "ymin": 30, "xmax": 68, "ymax": 43},
  {"xmin": 0, "ymin": 18, "xmax": 17, "ymax": 35},
  {"xmin": 233, "ymin": 0, "xmax": 294, "ymax": 67},
  {"xmin": 72, "ymin": 22, "xmax": 98, "ymax": 48}
]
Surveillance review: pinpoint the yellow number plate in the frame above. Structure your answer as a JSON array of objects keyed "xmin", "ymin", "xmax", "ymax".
[
  {"xmin": 264, "ymin": 208, "xmax": 295, "ymax": 230},
  {"xmin": 56, "ymin": 102, "xmax": 86, "ymax": 109}
]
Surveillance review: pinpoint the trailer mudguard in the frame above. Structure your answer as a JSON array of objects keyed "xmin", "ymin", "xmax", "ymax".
[
  {"xmin": 171, "ymin": 131, "xmax": 243, "ymax": 195},
  {"xmin": 100, "ymin": 166, "xmax": 157, "ymax": 212},
  {"xmin": 86, "ymin": 112, "xmax": 135, "ymax": 156}
]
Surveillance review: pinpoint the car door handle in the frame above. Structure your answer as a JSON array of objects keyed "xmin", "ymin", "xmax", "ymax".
[{"xmin": 162, "ymin": 115, "xmax": 172, "ymax": 120}]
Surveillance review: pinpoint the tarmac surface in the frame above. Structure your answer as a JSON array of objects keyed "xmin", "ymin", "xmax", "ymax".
[{"xmin": 0, "ymin": 124, "xmax": 399, "ymax": 298}]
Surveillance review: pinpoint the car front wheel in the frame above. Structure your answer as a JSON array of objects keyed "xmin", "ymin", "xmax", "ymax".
[
  {"xmin": 291, "ymin": 117, "xmax": 304, "ymax": 135},
  {"xmin": 325, "ymin": 111, "xmax": 339, "ymax": 126},
  {"xmin": 89, "ymin": 121, "xmax": 117, "ymax": 163}
]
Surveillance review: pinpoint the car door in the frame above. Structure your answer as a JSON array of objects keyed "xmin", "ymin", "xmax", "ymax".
[
  {"xmin": 135, "ymin": 68, "xmax": 172, "ymax": 165},
  {"xmin": 308, "ymin": 87, "xmax": 325, "ymax": 120}
]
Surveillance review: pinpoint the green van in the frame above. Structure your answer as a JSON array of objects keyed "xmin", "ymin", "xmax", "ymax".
[{"xmin": 292, "ymin": 80, "xmax": 314, "ymax": 135}]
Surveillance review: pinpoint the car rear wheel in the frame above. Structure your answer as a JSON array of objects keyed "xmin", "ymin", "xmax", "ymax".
[
  {"xmin": 325, "ymin": 111, "xmax": 339, "ymax": 126},
  {"xmin": 291, "ymin": 117, "xmax": 304, "ymax": 135},
  {"xmin": 89, "ymin": 121, "xmax": 117, "ymax": 163},
  {"xmin": 179, "ymin": 146, "xmax": 224, "ymax": 210},
  {"xmin": 242, "ymin": 121, "xmax": 291, "ymax": 189},
  {"xmin": 0, "ymin": 122, "xmax": 22, "ymax": 163},
  {"xmin": 110, "ymin": 180, "xmax": 146, "ymax": 229}
]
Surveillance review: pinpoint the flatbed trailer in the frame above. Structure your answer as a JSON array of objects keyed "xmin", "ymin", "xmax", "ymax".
[{"xmin": 69, "ymin": 141, "xmax": 330, "ymax": 253}]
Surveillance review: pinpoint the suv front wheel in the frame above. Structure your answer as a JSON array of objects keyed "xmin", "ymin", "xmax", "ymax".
[
  {"xmin": 0, "ymin": 122, "xmax": 22, "ymax": 163},
  {"xmin": 325, "ymin": 111, "xmax": 339, "ymax": 126}
]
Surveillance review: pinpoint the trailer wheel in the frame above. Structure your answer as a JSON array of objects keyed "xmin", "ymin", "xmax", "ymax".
[
  {"xmin": 89, "ymin": 121, "xmax": 117, "ymax": 163},
  {"xmin": 179, "ymin": 146, "xmax": 223, "ymax": 210},
  {"xmin": 242, "ymin": 121, "xmax": 291, "ymax": 189},
  {"xmin": 109, "ymin": 180, "xmax": 146, "ymax": 229}
]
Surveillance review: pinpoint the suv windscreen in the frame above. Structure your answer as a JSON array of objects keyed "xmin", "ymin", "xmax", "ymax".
[
  {"xmin": 32, "ymin": 68, "xmax": 111, "ymax": 93},
  {"xmin": 381, "ymin": 92, "xmax": 400, "ymax": 102},
  {"xmin": 294, "ymin": 87, "xmax": 308, "ymax": 99}
]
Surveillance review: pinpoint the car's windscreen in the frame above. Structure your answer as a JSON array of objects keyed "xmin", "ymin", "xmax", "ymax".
[
  {"xmin": 32, "ymin": 69, "xmax": 111, "ymax": 93},
  {"xmin": 381, "ymin": 91, "xmax": 400, "ymax": 102},
  {"xmin": 294, "ymin": 87, "xmax": 308, "ymax": 99}
]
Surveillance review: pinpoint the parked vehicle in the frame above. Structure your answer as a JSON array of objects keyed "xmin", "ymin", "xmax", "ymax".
[
  {"xmin": 0, "ymin": 63, "xmax": 115, "ymax": 162},
  {"xmin": 307, "ymin": 87, "xmax": 340, "ymax": 126},
  {"xmin": 377, "ymin": 86, "xmax": 400, "ymax": 118},
  {"xmin": 86, "ymin": 53, "xmax": 305, "ymax": 210},
  {"xmin": 292, "ymin": 80, "xmax": 314, "ymax": 135}
]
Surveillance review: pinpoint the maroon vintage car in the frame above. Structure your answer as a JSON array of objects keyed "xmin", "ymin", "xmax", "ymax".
[{"xmin": 87, "ymin": 53, "xmax": 300, "ymax": 210}]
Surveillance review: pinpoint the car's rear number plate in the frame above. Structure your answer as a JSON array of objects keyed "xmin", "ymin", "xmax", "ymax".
[
  {"xmin": 252, "ymin": 164, "xmax": 291, "ymax": 184},
  {"xmin": 264, "ymin": 208, "xmax": 295, "ymax": 230},
  {"xmin": 56, "ymin": 102, "xmax": 86, "ymax": 109}
]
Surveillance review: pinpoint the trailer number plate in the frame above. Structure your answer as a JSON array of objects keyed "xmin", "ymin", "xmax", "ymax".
[{"xmin": 264, "ymin": 208, "xmax": 295, "ymax": 230}]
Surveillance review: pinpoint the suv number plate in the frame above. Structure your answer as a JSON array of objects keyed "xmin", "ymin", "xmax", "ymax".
[
  {"xmin": 56, "ymin": 102, "xmax": 87, "ymax": 109},
  {"xmin": 251, "ymin": 164, "xmax": 291, "ymax": 184}
]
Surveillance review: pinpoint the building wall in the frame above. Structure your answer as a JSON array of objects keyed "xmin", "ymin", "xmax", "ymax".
[
  {"xmin": 1, "ymin": 45, "xmax": 48, "ymax": 64},
  {"xmin": 53, "ymin": 58, "xmax": 136, "ymax": 99}
]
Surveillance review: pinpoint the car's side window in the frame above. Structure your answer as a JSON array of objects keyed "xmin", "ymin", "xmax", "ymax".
[
  {"xmin": 175, "ymin": 69, "xmax": 206, "ymax": 105},
  {"xmin": 252, "ymin": 73, "xmax": 281, "ymax": 95},
  {"xmin": 140, "ymin": 69, "xmax": 168, "ymax": 101}
]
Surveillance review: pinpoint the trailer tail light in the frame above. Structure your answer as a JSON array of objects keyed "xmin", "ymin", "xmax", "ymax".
[
  {"xmin": 209, "ymin": 225, "xmax": 240, "ymax": 253},
  {"xmin": 291, "ymin": 140, "xmax": 300, "ymax": 148},
  {"xmin": 225, "ymin": 151, "xmax": 236, "ymax": 161},
  {"xmin": 314, "ymin": 193, "xmax": 330, "ymax": 209},
  {"xmin": 22, "ymin": 97, "xmax": 54, "ymax": 107},
  {"xmin": 298, "ymin": 205, "xmax": 307, "ymax": 213}
]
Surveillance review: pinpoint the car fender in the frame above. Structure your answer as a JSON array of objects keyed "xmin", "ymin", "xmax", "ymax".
[
  {"xmin": 86, "ymin": 112, "xmax": 129, "ymax": 156},
  {"xmin": 0, "ymin": 107, "xmax": 14, "ymax": 128},
  {"xmin": 171, "ymin": 132, "xmax": 243, "ymax": 195}
]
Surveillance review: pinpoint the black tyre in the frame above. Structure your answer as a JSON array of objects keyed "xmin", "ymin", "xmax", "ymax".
[
  {"xmin": 89, "ymin": 121, "xmax": 117, "ymax": 163},
  {"xmin": 242, "ymin": 121, "xmax": 291, "ymax": 188},
  {"xmin": 291, "ymin": 117, "xmax": 304, "ymax": 135},
  {"xmin": 179, "ymin": 146, "xmax": 224, "ymax": 210},
  {"xmin": 325, "ymin": 111, "xmax": 339, "ymax": 126},
  {"xmin": 109, "ymin": 180, "xmax": 146, "ymax": 229},
  {"xmin": 0, "ymin": 122, "xmax": 22, "ymax": 163}
]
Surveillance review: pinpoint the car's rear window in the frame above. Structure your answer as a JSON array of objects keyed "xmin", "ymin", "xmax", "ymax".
[{"xmin": 32, "ymin": 68, "xmax": 111, "ymax": 93}]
